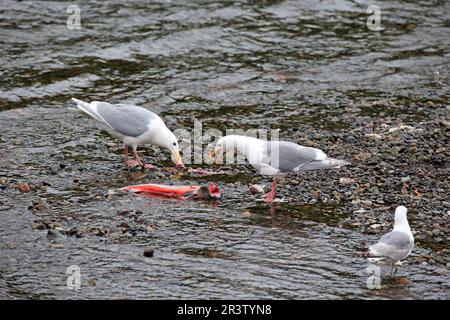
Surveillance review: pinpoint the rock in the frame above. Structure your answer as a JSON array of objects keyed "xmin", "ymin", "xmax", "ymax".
[
  {"xmin": 249, "ymin": 184, "xmax": 265, "ymax": 194},
  {"xmin": 356, "ymin": 183, "xmax": 371, "ymax": 193},
  {"xmin": 339, "ymin": 177, "xmax": 355, "ymax": 185},
  {"xmin": 401, "ymin": 176, "xmax": 410, "ymax": 183},
  {"xmin": 402, "ymin": 23, "xmax": 416, "ymax": 31},
  {"xmin": 33, "ymin": 222, "xmax": 47, "ymax": 230},
  {"xmin": 388, "ymin": 125, "xmax": 413, "ymax": 133},
  {"xmin": 18, "ymin": 183, "xmax": 31, "ymax": 193},
  {"xmin": 47, "ymin": 229, "xmax": 64, "ymax": 241},
  {"xmin": 0, "ymin": 178, "xmax": 6, "ymax": 190},
  {"xmin": 361, "ymin": 200, "xmax": 372, "ymax": 206},
  {"xmin": 350, "ymin": 222, "xmax": 362, "ymax": 227},
  {"xmin": 401, "ymin": 184, "xmax": 408, "ymax": 194},
  {"xmin": 365, "ymin": 133, "xmax": 382, "ymax": 140},
  {"xmin": 29, "ymin": 200, "xmax": 49, "ymax": 212},
  {"xmin": 397, "ymin": 277, "xmax": 411, "ymax": 285},
  {"xmin": 353, "ymin": 152, "xmax": 371, "ymax": 161},
  {"xmin": 67, "ymin": 227, "xmax": 90, "ymax": 238},
  {"xmin": 438, "ymin": 119, "xmax": 450, "ymax": 128},
  {"xmin": 432, "ymin": 229, "xmax": 440, "ymax": 236},
  {"xmin": 143, "ymin": 246, "xmax": 154, "ymax": 257},
  {"xmin": 332, "ymin": 191, "xmax": 341, "ymax": 200},
  {"xmin": 241, "ymin": 211, "xmax": 252, "ymax": 217},
  {"xmin": 50, "ymin": 243, "xmax": 64, "ymax": 249},
  {"xmin": 88, "ymin": 279, "xmax": 97, "ymax": 287}
]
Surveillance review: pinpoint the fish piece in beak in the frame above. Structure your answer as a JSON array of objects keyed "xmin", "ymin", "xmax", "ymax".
[
  {"xmin": 210, "ymin": 148, "xmax": 223, "ymax": 164},
  {"xmin": 172, "ymin": 147, "xmax": 185, "ymax": 168}
]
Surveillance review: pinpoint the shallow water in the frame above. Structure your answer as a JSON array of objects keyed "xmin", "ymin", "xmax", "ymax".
[{"xmin": 0, "ymin": 0, "xmax": 449, "ymax": 299}]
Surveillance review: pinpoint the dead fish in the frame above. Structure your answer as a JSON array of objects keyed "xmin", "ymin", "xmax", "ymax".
[{"xmin": 121, "ymin": 182, "xmax": 221, "ymax": 200}]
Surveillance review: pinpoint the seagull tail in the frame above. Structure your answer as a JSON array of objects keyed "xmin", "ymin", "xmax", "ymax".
[
  {"xmin": 71, "ymin": 98, "xmax": 89, "ymax": 108},
  {"xmin": 300, "ymin": 158, "xmax": 350, "ymax": 171},
  {"xmin": 71, "ymin": 98, "xmax": 102, "ymax": 122}
]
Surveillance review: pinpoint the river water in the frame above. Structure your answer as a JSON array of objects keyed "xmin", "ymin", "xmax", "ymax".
[{"xmin": 0, "ymin": 0, "xmax": 449, "ymax": 299}]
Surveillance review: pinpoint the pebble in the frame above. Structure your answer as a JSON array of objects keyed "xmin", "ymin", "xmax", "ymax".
[
  {"xmin": 401, "ymin": 176, "xmax": 410, "ymax": 183},
  {"xmin": 18, "ymin": 183, "xmax": 31, "ymax": 193},
  {"xmin": 88, "ymin": 279, "xmax": 97, "ymax": 287},
  {"xmin": 143, "ymin": 246, "xmax": 155, "ymax": 257},
  {"xmin": 397, "ymin": 277, "xmax": 411, "ymax": 285},
  {"xmin": 249, "ymin": 184, "xmax": 265, "ymax": 194},
  {"xmin": 29, "ymin": 200, "xmax": 49, "ymax": 212},
  {"xmin": 339, "ymin": 177, "xmax": 355, "ymax": 185},
  {"xmin": 241, "ymin": 211, "xmax": 252, "ymax": 217},
  {"xmin": 47, "ymin": 229, "xmax": 64, "ymax": 241}
]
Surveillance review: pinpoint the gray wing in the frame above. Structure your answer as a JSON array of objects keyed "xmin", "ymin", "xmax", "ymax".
[
  {"xmin": 369, "ymin": 231, "xmax": 414, "ymax": 261},
  {"xmin": 94, "ymin": 102, "xmax": 158, "ymax": 137},
  {"xmin": 265, "ymin": 141, "xmax": 326, "ymax": 172},
  {"xmin": 265, "ymin": 141, "xmax": 349, "ymax": 173}
]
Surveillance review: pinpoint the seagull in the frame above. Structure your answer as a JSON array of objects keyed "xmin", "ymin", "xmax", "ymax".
[
  {"xmin": 365, "ymin": 206, "xmax": 414, "ymax": 276},
  {"xmin": 210, "ymin": 135, "xmax": 349, "ymax": 203},
  {"xmin": 72, "ymin": 98, "xmax": 184, "ymax": 170}
]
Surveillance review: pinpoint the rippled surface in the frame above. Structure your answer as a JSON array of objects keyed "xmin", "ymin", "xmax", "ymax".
[{"xmin": 0, "ymin": 0, "xmax": 449, "ymax": 299}]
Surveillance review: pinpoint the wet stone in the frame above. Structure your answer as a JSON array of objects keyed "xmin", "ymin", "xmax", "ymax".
[
  {"xmin": 18, "ymin": 183, "xmax": 31, "ymax": 193},
  {"xmin": 46, "ymin": 229, "xmax": 64, "ymax": 241},
  {"xmin": 143, "ymin": 246, "xmax": 155, "ymax": 258}
]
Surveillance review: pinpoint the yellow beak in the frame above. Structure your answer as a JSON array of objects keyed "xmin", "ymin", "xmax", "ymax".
[
  {"xmin": 210, "ymin": 149, "xmax": 216, "ymax": 158},
  {"xmin": 172, "ymin": 147, "xmax": 184, "ymax": 168}
]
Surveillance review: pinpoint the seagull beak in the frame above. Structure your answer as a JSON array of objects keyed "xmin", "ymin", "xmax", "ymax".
[
  {"xmin": 210, "ymin": 148, "xmax": 223, "ymax": 164},
  {"xmin": 172, "ymin": 147, "xmax": 184, "ymax": 168}
]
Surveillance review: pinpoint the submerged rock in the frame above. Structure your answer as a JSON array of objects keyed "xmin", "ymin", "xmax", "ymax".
[{"xmin": 143, "ymin": 246, "xmax": 155, "ymax": 258}]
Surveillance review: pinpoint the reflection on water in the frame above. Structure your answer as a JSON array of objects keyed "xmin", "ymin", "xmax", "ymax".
[{"xmin": 0, "ymin": 0, "xmax": 449, "ymax": 299}]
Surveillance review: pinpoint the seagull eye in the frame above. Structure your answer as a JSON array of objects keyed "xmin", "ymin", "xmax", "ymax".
[{"xmin": 173, "ymin": 142, "xmax": 177, "ymax": 146}]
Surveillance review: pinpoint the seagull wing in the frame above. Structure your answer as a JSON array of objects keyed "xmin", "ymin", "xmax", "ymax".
[
  {"xmin": 368, "ymin": 231, "xmax": 414, "ymax": 261},
  {"xmin": 72, "ymin": 98, "xmax": 161, "ymax": 138},
  {"xmin": 264, "ymin": 141, "xmax": 348, "ymax": 173}
]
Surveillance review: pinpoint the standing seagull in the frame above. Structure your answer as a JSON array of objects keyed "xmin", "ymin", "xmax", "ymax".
[
  {"xmin": 210, "ymin": 135, "xmax": 349, "ymax": 203},
  {"xmin": 72, "ymin": 98, "xmax": 184, "ymax": 170},
  {"xmin": 365, "ymin": 206, "xmax": 414, "ymax": 276}
]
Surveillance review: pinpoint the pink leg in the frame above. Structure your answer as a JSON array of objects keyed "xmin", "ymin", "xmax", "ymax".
[
  {"xmin": 124, "ymin": 145, "xmax": 143, "ymax": 168},
  {"xmin": 265, "ymin": 177, "xmax": 278, "ymax": 204},
  {"xmin": 132, "ymin": 148, "xmax": 156, "ymax": 170},
  {"xmin": 132, "ymin": 148, "xmax": 144, "ymax": 167},
  {"xmin": 124, "ymin": 145, "xmax": 130, "ymax": 170}
]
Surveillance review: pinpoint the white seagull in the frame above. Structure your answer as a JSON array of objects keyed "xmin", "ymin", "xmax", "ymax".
[
  {"xmin": 210, "ymin": 135, "xmax": 349, "ymax": 203},
  {"xmin": 365, "ymin": 206, "xmax": 414, "ymax": 276},
  {"xmin": 72, "ymin": 98, "xmax": 184, "ymax": 170}
]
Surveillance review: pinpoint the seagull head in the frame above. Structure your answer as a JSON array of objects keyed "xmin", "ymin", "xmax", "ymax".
[
  {"xmin": 394, "ymin": 206, "xmax": 408, "ymax": 223},
  {"xmin": 161, "ymin": 129, "xmax": 184, "ymax": 168},
  {"xmin": 210, "ymin": 137, "xmax": 227, "ymax": 164},
  {"xmin": 393, "ymin": 205, "xmax": 412, "ymax": 234}
]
